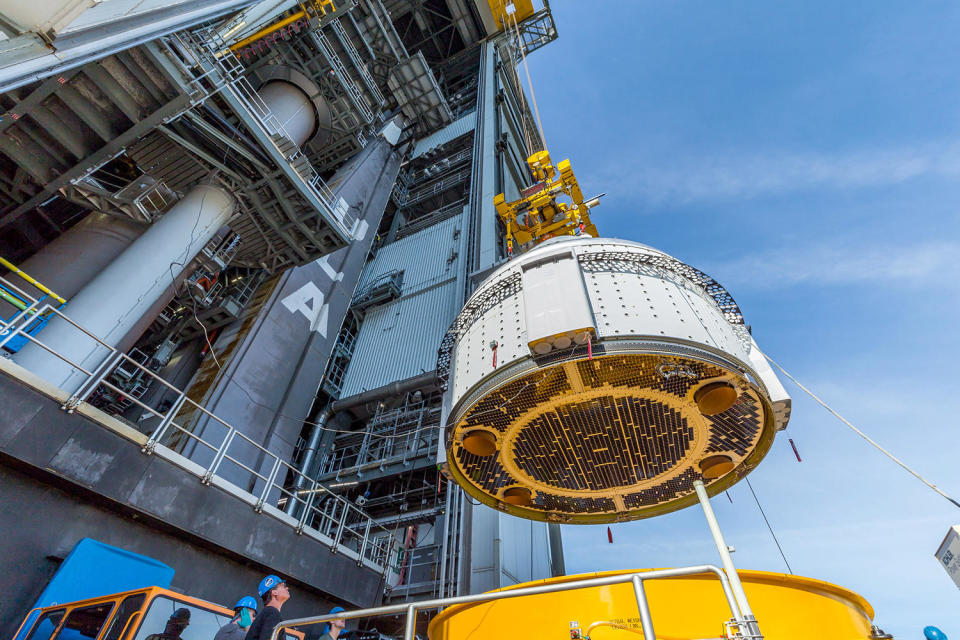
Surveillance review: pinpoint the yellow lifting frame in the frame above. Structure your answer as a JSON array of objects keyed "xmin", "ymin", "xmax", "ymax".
[{"xmin": 494, "ymin": 150, "xmax": 601, "ymax": 256}]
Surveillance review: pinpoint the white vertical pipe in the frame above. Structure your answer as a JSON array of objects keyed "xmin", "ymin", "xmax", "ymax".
[
  {"xmin": 259, "ymin": 81, "xmax": 316, "ymax": 147},
  {"xmin": 630, "ymin": 575, "xmax": 656, "ymax": 640},
  {"xmin": 693, "ymin": 479, "xmax": 762, "ymax": 638},
  {"xmin": 15, "ymin": 184, "xmax": 235, "ymax": 392},
  {"xmin": 12, "ymin": 212, "xmax": 147, "ymax": 301}
]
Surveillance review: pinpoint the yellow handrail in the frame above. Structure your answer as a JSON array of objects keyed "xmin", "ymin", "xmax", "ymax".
[
  {"xmin": 229, "ymin": 11, "xmax": 307, "ymax": 51},
  {"xmin": 10, "ymin": 607, "xmax": 42, "ymax": 640},
  {"xmin": 0, "ymin": 256, "xmax": 66, "ymax": 304},
  {"xmin": 228, "ymin": 0, "xmax": 336, "ymax": 51}
]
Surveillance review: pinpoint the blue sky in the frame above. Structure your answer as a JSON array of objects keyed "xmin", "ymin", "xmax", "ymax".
[{"xmin": 525, "ymin": 1, "xmax": 960, "ymax": 635}]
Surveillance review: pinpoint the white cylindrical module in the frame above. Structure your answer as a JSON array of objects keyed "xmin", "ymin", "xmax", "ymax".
[
  {"xmin": 259, "ymin": 80, "xmax": 317, "ymax": 148},
  {"xmin": 12, "ymin": 212, "xmax": 147, "ymax": 301},
  {"xmin": 439, "ymin": 237, "xmax": 791, "ymax": 523},
  {"xmin": 15, "ymin": 184, "xmax": 236, "ymax": 392}
]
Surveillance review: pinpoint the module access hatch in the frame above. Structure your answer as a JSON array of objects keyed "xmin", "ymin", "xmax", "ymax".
[{"xmin": 438, "ymin": 237, "xmax": 791, "ymax": 523}]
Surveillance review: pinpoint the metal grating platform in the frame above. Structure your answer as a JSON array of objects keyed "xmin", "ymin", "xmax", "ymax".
[{"xmin": 446, "ymin": 352, "xmax": 775, "ymax": 524}]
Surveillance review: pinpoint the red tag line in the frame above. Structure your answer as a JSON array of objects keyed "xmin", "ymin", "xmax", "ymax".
[{"xmin": 788, "ymin": 438, "xmax": 802, "ymax": 462}]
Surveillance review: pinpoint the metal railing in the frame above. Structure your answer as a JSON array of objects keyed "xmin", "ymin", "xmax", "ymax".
[
  {"xmin": 394, "ymin": 168, "xmax": 470, "ymax": 208},
  {"xmin": 200, "ymin": 230, "xmax": 242, "ymax": 268},
  {"xmin": 0, "ymin": 281, "xmax": 397, "ymax": 574},
  {"xmin": 319, "ymin": 402, "xmax": 439, "ymax": 477},
  {"xmin": 168, "ymin": 28, "xmax": 358, "ymax": 236},
  {"xmin": 331, "ymin": 17, "xmax": 385, "ymax": 106},
  {"xmin": 269, "ymin": 565, "xmax": 758, "ymax": 640},
  {"xmin": 351, "ymin": 270, "xmax": 403, "ymax": 309},
  {"xmin": 312, "ymin": 29, "xmax": 375, "ymax": 124}
]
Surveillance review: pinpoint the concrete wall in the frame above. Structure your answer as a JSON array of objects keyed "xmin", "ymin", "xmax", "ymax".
[
  {"xmin": 0, "ymin": 463, "xmax": 338, "ymax": 640},
  {"xmin": 0, "ymin": 368, "xmax": 385, "ymax": 638}
]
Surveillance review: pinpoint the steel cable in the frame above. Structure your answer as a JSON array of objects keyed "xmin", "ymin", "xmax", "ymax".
[{"xmin": 760, "ymin": 351, "xmax": 960, "ymax": 510}]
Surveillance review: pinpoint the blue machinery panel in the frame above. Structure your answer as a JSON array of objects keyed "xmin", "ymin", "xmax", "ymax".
[{"xmin": 15, "ymin": 538, "xmax": 174, "ymax": 640}]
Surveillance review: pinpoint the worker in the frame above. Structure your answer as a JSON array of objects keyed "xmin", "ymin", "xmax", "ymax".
[
  {"xmin": 318, "ymin": 607, "xmax": 346, "ymax": 640},
  {"xmin": 214, "ymin": 597, "xmax": 258, "ymax": 640},
  {"xmin": 244, "ymin": 575, "xmax": 290, "ymax": 640},
  {"xmin": 145, "ymin": 608, "xmax": 191, "ymax": 640}
]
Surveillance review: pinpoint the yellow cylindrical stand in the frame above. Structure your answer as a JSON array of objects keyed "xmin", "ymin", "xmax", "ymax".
[{"xmin": 428, "ymin": 569, "xmax": 876, "ymax": 640}]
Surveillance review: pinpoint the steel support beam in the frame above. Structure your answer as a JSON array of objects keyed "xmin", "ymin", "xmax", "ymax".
[{"xmin": 0, "ymin": 93, "xmax": 192, "ymax": 230}]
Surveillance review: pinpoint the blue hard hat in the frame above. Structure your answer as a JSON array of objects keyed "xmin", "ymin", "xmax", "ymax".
[
  {"xmin": 258, "ymin": 575, "xmax": 285, "ymax": 597},
  {"xmin": 234, "ymin": 596, "xmax": 258, "ymax": 612},
  {"xmin": 321, "ymin": 607, "xmax": 346, "ymax": 634},
  {"xmin": 924, "ymin": 627, "xmax": 948, "ymax": 640}
]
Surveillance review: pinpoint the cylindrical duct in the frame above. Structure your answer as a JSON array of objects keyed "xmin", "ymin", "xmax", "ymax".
[
  {"xmin": 259, "ymin": 80, "xmax": 316, "ymax": 147},
  {"xmin": 11, "ymin": 212, "xmax": 147, "ymax": 301},
  {"xmin": 15, "ymin": 184, "xmax": 236, "ymax": 392}
]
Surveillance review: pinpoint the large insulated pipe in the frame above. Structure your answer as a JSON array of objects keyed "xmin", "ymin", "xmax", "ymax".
[
  {"xmin": 10, "ymin": 212, "xmax": 147, "ymax": 301},
  {"xmin": 284, "ymin": 404, "xmax": 334, "ymax": 516},
  {"xmin": 259, "ymin": 80, "xmax": 316, "ymax": 147},
  {"xmin": 331, "ymin": 371, "xmax": 440, "ymax": 414},
  {"xmin": 15, "ymin": 183, "xmax": 236, "ymax": 393}
]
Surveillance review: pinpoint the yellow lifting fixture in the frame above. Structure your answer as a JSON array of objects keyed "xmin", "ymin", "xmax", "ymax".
[
  {"xmin": 490, "ymin": 3, "xmax": 602, "ymax": 257},
  {"xmin": 494, "ymin": 149, "xmax": 602, "ymax": 256}
]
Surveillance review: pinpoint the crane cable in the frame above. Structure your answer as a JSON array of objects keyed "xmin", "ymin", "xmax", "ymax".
[
  {"xmin": 744, "ymin": 477, "xmax": 793, "ymax": 575},
  {"xmin": 501, "ymin": 10, "xmax": 533, "ymax": 155},
  {"xmin": 760, "ymin": 351, "xmax": 960, "ymax": 510},
  {"xmin": 507, "ymin": 9, "xmax": 547, "ymax": 150}
]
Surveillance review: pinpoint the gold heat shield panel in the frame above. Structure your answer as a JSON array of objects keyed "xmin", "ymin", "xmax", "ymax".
[{"xmin": 446, "ymin": 352, "xmax": 776, "ymax": 523}]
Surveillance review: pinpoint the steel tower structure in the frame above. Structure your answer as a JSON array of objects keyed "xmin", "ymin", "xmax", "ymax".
[{"xmin": 0, "ymin": 1, "xmax": 563, "ymax": 637}]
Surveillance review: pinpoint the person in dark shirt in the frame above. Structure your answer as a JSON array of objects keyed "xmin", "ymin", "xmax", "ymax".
[{"xmin": 244, "ymin": 575, "xmax": 290, "ymax": 640}]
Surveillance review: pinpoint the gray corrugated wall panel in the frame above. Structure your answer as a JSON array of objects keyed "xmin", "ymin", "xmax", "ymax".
[
  {"xmin": 359, "ymin": 211, "xmax": 466, "ymax": 297},
  {"xmin": 411, "ymin": 112, "xmax": 476, "ymax": 158},
  {"xmin": 340, "ymin": 280, "xmax": 459, "ymax": 396}
]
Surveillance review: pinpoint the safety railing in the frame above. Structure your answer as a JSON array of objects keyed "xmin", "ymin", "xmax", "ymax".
[
  {"xmin": 0, "ymin": 288, "xmax": 397, "ymax": 575},
  {"xmin": 393, "ymin": 168, "xmax": 471, "ymax": 208},
  {"xmin": 167, "ymin": 28, "xmax": 358, "ymax": 236},
  {"xmin": 269, "ymin": 565, "xmax": 760, "ymax": 640},
  {"xmin": 331, "ymin": 18, "xmax": 385, "ymax": 106},
  {"xmin": 319, "ymin": 403, "xmax": 440, "ymax": 478},
  {"xmin": 0, "ymin": 258, "xmax": 67, "ymax": 354},
  {"xmin": 407, "ymin": 147, "xmax": 472, "ymax": 183},
  {"xmin": 200, "ymin": 230, "xmax": 242, "ymax": 268},
  {"xmin": 351, "ymin": 270, "xmax": 403, "ymax": 309},
  {"xmin": 312, "ymin": 29, "xmax": 375, "ymax": 124}
]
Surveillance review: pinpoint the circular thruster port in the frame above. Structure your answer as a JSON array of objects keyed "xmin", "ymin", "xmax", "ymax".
[
  {"xmin": 462, "ymin": 430, "xmax": 497, "ymax": 457},
  {"xmin": 694, "ymin": 381, "xmax": 740, "ymax": 416}
]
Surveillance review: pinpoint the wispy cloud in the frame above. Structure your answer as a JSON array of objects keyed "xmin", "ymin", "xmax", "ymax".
[
  {"xmin": 703, "ymin": 240, "xmax": 960, "ymax": 288},
  {"xmin": 601, "ymin": 144, "xmax": 960, "ymax": 203}
]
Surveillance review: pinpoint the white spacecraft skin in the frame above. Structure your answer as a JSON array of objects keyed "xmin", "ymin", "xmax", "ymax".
[{"xmin": 439, "ymin": 236, "xmax": 791, "ymax": 523}]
